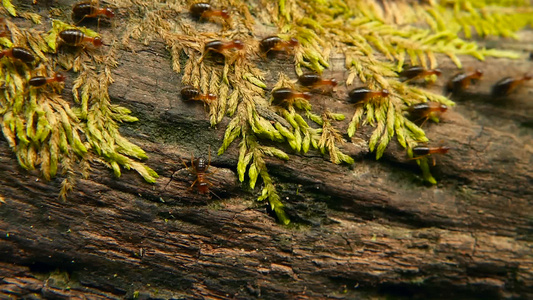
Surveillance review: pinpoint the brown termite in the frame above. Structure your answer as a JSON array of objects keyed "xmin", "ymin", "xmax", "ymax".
[
  {"xmin": 183, "ymin": 156, "xmax": 211, "ymax": 195},
  {"xmin": 399, "ymin": 66, "xmax": 442, "ymax": 82},
  {"xmin": 181, "ymin": 86, "xmax": 216, "ymax": 103},
  {"xmin": 406, "ymin": 102, "xmax": 447, "ymax": 126},
  {"xmin": 259, "ymin": 36, "xmax": 299, "ymax": 55},
  {"xmin": 347, "ymin": 87, "xmax": 389, "ymax": 103},
  {"xmin": 271, "ymin": 88, "xmax": 312, "ymax": 106},
  {"xmin": 446, "ymin": 69, "xmax": 483, "ymax": 94},
  {"xmin": 59, "ymin": 29, "xmax": 103, "ymax": 47},
  {"xmin": 29, "ymin": 73, "xmax": 66, "ymax": 87},
  {"xmin": 491, "ymin": 74, "xmax": 531, "ymax": 98},
  {"xmin": 180, "ymin": 147, "xmax": 220, "ymax": 198},
  {"xmin": 204, "ymin": 39, "xmax": 244, "ymax": 54},
  {"xmin": 180, "ymin": 86, "xmax": 217, "ymax": 111},
  {"xmin": 410, "ymin": 145, "xmax": 450, "ymax": 166},
  {"xmin": 190, "ymin": 2, "xmax": 230, "ymax": 22},
  {"xmin": 72, "ymin": 1, "xmax": 115, "ymax": 23},
  {"xmin": 0, "ymin": 47, "xmax": 35, "ymax": 64},
  {"xmin": 297, "ymin": 73, "xmax": 337, "ymax": 92}
]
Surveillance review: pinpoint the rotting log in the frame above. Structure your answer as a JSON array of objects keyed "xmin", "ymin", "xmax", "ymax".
[{"xmin": 1, "ymin": 6, "xmax": 533, "ymax": 300}]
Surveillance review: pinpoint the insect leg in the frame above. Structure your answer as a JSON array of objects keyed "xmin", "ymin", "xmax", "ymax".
[
  {"xmin": 163, "ymin": 170, "xmax": 179, "ymax": 190},
  {"xmin": 189, "ymin": 179, "xmax": 198, "ymax": 190}
]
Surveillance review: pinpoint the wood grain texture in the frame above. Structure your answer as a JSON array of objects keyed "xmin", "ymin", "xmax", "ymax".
[{"xmin": 1, "ymin": 2, "xmax": 532, "ymax": 299}]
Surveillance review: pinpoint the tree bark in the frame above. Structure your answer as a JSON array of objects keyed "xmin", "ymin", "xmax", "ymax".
[{"xmin": 1, "ymin": 4, "xmax": 532, "ymax": 300}]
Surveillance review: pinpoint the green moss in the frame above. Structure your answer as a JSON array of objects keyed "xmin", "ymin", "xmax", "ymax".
[
  {"xmin": 274, "ymin": 0, "xmax": 525, "ymax": 181},
  {"xmin": 2, "ymin": 0, "xmax": 17, "ymax": 17},
  {"xmin": 0, "ymin": 17, "xmax": 157, "ymax": 199}
]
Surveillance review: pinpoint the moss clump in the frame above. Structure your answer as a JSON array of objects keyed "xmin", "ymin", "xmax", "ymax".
[
  {"xmin": 269, "ymin": 0, "xmax": 527, "ymax": 184},
  {"xmin": 0, "ymin": 11, "xmax": 157, "ymax": 198}
]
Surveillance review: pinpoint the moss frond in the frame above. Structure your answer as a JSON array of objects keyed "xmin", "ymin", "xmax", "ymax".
[
  {"xmin": 238, "ymin": 133, "xmax": 290, "ymax": 225},
  {"xmin": 318, "ymin": 111, "xmax": 354, "ymax": 164},
  {"xmin": 429, "ymin": 0, "xmax": 533, "ymax": 38},
  {"xmin": 2, "ymin": 0, "xmax": 17, "ymax": 17},
  {"xmin": 381, "ymin": 0, "xmax": 533, "ymax": 39}
]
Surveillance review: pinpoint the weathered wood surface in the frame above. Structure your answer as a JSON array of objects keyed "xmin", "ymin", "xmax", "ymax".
[{"xmin": 1, "ymin": 3, "xmax": 532, "ymax": 300}]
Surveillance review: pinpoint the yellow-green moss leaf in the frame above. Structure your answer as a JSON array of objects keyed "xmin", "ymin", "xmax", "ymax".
[
  {"xmin": 249, "ymin": 164, "xmax": 259, "ymax": 189},
  {"xmin": 261, "ymin": 147, "xmax": 290, "ymax": 160},
  {"xmin": 302, "ymin": 131, "xmax": 311, "ymax": 153},
  {"xmin": 417, "ymin": 158, "xmax": 437, "ymax": 184},
  {"xmin": 3, "ymin": 0, "xmax": 17, "ymax": 16},
  {"xmin": 338, "ymin": 152, "xmax": 354, "ymax": 165}
]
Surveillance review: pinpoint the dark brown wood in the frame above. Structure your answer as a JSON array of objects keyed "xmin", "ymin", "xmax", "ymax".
[{"xmin": 1, "ymin": 6, "xmax": 532, "ymax": 300}]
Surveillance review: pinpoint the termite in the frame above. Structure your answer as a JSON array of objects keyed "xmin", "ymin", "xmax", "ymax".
[
  {"xmin": 204, "ymin": 39, "xmax": 244, "ymax": 55},
  {"xmin": 72, "ymin": 1, "xmax": 115, "ymax": 23},
  {"xmin": 491, "ymin": 74, "xmax": 531, "ymax": 98},
  {"xmin": 29, "ymin": 73, "xmax": 66, "ymax": 87},
  {"xmin": 297, "ymin": 73, "xmax": 337, "ymax": 92},
  {"xmin": 190, "ymin": 2, "xmax": 230, "ymax": 22},
  {"xmin": 259, "ymin": 36, "xmax": 299, "ymax": 55},
  {"xmin": 59, "ymin": 29, "xmax": 103, "ymax": 47},
  {"xmin": 410, "ymin": 146, "xmax": 450, "ymax": 166},
  {"xmin": 446, "ymin": 69, "xmax": 483, "ymax": 94},
  {"xmin": 406, "ymin": 102, "xmax": 448, "ymax": 126},
  {"xmin": 181, "ymin": 86, "xmax": 216, "ymax": 103},
  {"xmin": 0, "ymin": 47, "xmax": 35, "ymax": 64},
  {"xmin": 271, "ymin": 88, "xmax": 312, "ymax": 106},
  {"xmin": 399, "ymin": 66, "xmax": 442, "ymax": 82},
  {"xmin": 180, "ymin": 148, "xmax": 219, "ymax": 197},
  {"xmin": 347, "ymin": 87, "xmax": 389, "ymax": 103}
]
